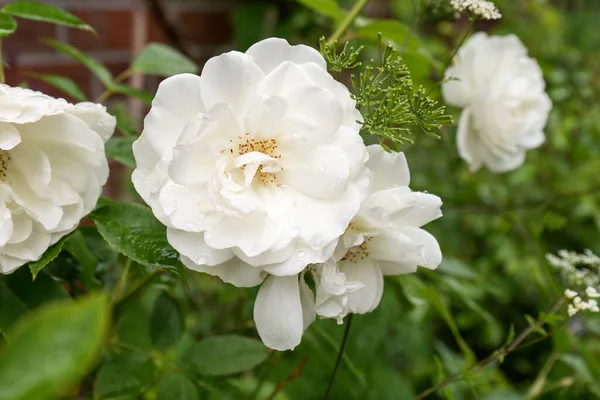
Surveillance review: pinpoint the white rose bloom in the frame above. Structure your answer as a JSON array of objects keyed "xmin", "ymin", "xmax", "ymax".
[
  {"xmin": 0, "ymin": 85, "xmax": 115, "ymax": 273},
  {"xmin": 132, "ymin": 38, "xmax": 371, "ymax": 350},
  {"xmin": 315, "ymin": 145, "xmax": 443, "ymax": 320},
  {"xmin": 442, "ymin": 32, "xmax": 552, "ymax": 172}
]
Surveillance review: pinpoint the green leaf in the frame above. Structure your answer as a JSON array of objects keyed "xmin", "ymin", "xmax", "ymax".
[
  {"xmin": 2, "ymin": 268, "xmax": 69, "ymax": 311},
  {"xmin": 0, "ymin": 280, "xmax": 27, "ymax": 334},
  {"xmin": 0, "ymin": 12, "xmax": 17, "ymax": 37},
  {"xmin": 2, "ymin": 1, "xmax": 94, "ymax": 32},
  {"xmin": 28, "ymin": 234, "xmax": 70, "ymax": 278},
  {"xmin": 44, "ymin": 39, "xmax": 113, "ymax": 86},
  {"xmin": 90, "ymin": 202, "xmax": 180, "ymax": 269},
  {"xmin": 181, "ymin": 335, "xmax": 269, "ymax": 376},
  {"xmin": 94, "ymin": 351, "xmax": 156, "ymax": 399},
  {"xmin": 297, "ymin": 0, "xmax": 345, "ymax": 21},
  {"xmin": 157, "ymin": 372, "xmax": 199, "ymax": 400},
  {"xmin": 27, "ymin": 73, "xmax": 87, "ymax": 102},
  {"xmin": 0, "ymin": 293, "xmax": 110, "ymax": 400},
  {"xmin": 105, "ymin": 136, "xmax": 136, "ymax": 168},
  {"xmin": 111, "ymin": 84, "xmax": 153, "ymax": 105},
  {"xmin": 132, "ymin": 43, "xmax": 199, "ymax": 77},
  {"xmin": 150, "ymin": 292, "xmax": 184, "ymax": 350},
  {"xmin": 63, "ymin": 230, "xmax": 101, "ymax": 290}
]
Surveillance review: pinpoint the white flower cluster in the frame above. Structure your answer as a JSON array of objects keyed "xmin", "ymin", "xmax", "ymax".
[
  {"xmin": 546, "ymin": 249, "xmax": 600, "ymax": 288},
  {"xmin": 442, "ymin": 33, "xmax": 551, "ymax": 172},
  {"xmin": 565, "ymin": 287, "xmax": 600, "ymax": 317},
  {"xmin": 450, "ymin": 0, "xmax": 502, "ymax": 20},
  {"xmin": 132, "ymin": 38, "xmax": 443, "ymax": 350},
  {"xmin": 0, "ymin": 85, "xmax": 115, "ymax": 273}
]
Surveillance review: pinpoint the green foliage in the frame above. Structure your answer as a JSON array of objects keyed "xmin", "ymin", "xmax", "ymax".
[
  {"xmin": 44, "ymin": 39, "xmax": 113, "ymax": 86},
  {"xmin": 0, "ymin": 12, "xmax": 16, "ymax": 37},
  {"xmin": 322, "ymin": 36, "xmax": 452, "ymax": 145},
  {"xmin": 27, "ymin": 73, "xmax": 87, "ymax": 101},
  {"xmin": 28, "ymin": 234, "xmax": 71, "ymax": 278},
  {"xmin": 2, "ymin": 1, "xmax": 93, "ymax": 32},
  {"xmin": 105, "ymin": 136, "xmax": 136, "ymax": 168},
  {"xmin": 297, "ymin": 0, "xmax": 345, "ymax": 22},
  {"xmin": 0, "ymin": 294, "xmax": 110, "ymax": 400},
  {"xmin": 133, "ymin": 43, "xmax": 199, "ymax": 77},
  {"xmin": 90, "ymin": 202, "xmax": 180, "ymax": 269},
  {"xmin": 180, "ymin": 335, "xmax": 269, "ymax": 376},
  {"xmin": 94, "ymin": 351, "xmax": 157, "ymax": 399},
  {"xmin": 150, "ymin": 292, "xmax": 184, "ymax": 350},
  {"xmin": 157, "ymin": 372, "xmax": 199, "ymax": 400}
]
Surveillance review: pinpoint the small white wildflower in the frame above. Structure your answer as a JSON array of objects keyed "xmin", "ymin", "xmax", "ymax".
[
  {"xmin": 586, "ymin": 286, "xmax": 600, "ymax": 298},
  {"xmin": 450, "ymin": 0, "xmax": 501, "ymax": 20},
  {"xmin": 568, "ymin": 304, "xmax": 578, "ymax": 317},
  {"xmin": 564, "ymin": 289, "xmax": 578, "ymax": 299}
]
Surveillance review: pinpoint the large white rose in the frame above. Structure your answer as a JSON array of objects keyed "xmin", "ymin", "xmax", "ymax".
[
  {"xmin": 0, "ymin": 85, "xmax": 115, "ymax": 273},
  {"xmin": 442, "ymin": 32, "xmax": 552, "ymax": 172},
  {"xmin": 132, "ymin": 38, "xmax": 371, "ymax": 350},
  {"xmin": 315, "ymin": 145, "xmax": 443, "ymax": 321}
]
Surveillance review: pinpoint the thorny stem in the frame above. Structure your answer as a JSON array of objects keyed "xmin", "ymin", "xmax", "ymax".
[
  {"xmin": 327, "ymin": 0, "xmax": 370, "ymax": 46},
  {"xmin": 324, "ymin": 314, "xmax": 354, "ymax": 400},
  {"xmin": 415, "ymin": 298, "xmax": 566, "ymax": 400}
]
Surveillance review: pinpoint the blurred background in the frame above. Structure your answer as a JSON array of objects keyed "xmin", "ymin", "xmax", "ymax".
[{"xmin": 4, "ymin": 0, "xmax": 600, "ymax": 399}]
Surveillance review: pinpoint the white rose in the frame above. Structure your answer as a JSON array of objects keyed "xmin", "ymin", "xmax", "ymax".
[
  {"xmin": 0, "ymin": 85, "xmax": 115, "ymax": 273},
  {"xmin": 315, "ymin": 145, "xmax": 443, "ymax": 320},
  {"xmin": 132, "ymin": 38, "xmax": 371, "ymax": 350},
  {"xmin": 442, "ymin": 32, "xmax": 552, "ymax": 172}
]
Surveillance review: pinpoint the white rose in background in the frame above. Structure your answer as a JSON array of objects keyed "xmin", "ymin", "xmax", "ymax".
[
  {"xmin": 442, "ymin": 32, "xmax": 552, "ymax": 173},
  {"xmin": 132, "ymin": 37, "xmax": 371, "ymax": 350},
  {"xmin": 315, "ymin": 145, "xmax": 443, "ymax": 321},
  {"xmin": 0, "ymin": 85, "xmax": 115, "ymax": 273}
]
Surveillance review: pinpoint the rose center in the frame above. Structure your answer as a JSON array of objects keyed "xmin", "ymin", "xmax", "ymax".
[
  {"xmin": 341, "ymin": 236, "xmax": 373, "ymax": 263},
  {"xmin": 225, "ymin": 134, "xmax": 283, "ymax": 187}
]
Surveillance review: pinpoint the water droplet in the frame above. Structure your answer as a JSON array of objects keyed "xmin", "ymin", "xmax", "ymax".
[
  {"xmin": 197, "ymin": 212, "xmax": 206, "ymax": 220},
  {"xmin": 289, "ymin": 228, "xmax": 299, "ymax": 238},
  {"xmin": 297, "ymin": 250, "xmax": 306, "ymax": 258},
  {"xmin": 198, "ymin": 256, "xmax": 209, "ymax": 264}
]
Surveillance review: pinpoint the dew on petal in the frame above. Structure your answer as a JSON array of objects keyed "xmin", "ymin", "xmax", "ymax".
[{"xmin": 297, "ymin": 250, "xmax": 306, "ymax": 258}]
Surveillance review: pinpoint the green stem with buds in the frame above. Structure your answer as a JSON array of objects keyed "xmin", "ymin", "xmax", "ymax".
[{"xmin": 327, "ymin": 0, "xmax": 370, "ymax": 46}]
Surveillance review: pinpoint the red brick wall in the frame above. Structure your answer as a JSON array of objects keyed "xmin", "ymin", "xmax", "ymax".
[{"xmin": 1, "ymin": 0, "xmax": 237, "ymax": 101}]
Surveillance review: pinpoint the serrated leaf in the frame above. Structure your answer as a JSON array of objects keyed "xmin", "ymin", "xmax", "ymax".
[
  {"xmin": 181, "ymin": 335, "xmax": 269, "ymax": 376},
  {"xmin": 3, "ymin": 1, "xmax": 94, "ymax": 32},
  {"xmin": 150, "ymin": 292, "xmax": 184, "ymax": 350},
  {"xmin": 0, "ymin": 293, "xmax": 110, "ymax": 400},
  {"xmin": 28, "ymin": 234, "xmax": 70, "ymax": 278},
  {"xmin": 94, "ymin": 351, "xmax": 156, "ymax": 399},
  {"xmin": 27, "ymin": 73, "xmax": 87, "ymax": 101},
  {"xmin": 297, "ymin": 0, "xmax": 345, "ymax": 21},
  {"xmin": 133, "ymin": 43, "xmax": 199, "ymax": 77},
  {"xmin": 90, "ymin": 202, "xmax": 180, "ymax": 269},
  {"xmin": 157, "ymin": 372, "xmax": 199, "ymax": 400},
  {"xmin": 0, "ymin": 12, "xmax": 17, "ymax": 37},
  {"xmin": 105, "ymin": 136, "xmax": 136, "ymax": 168},
  {"xmin": 44, "ymin": 39, "xmax": 112, "ymax": 86}
]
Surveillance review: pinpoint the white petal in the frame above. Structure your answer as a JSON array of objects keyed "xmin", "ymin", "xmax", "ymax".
[
  {"xmin": 167, "ymin": 229, "xmax": 233, "ymax": 266},
  {"xmin": 200, "ymin": 51, "xmax": 264, "ymax": 113},
  {"xmin": 0, "ymin": 122, "xmax": 21, "ymax": 150},
  {"xmin": 299, "ymin": 273, "xmax": 316, "ymax": 332},
  {"xmin": 366, "ymin": 145, "xmax": 410, "ymax": 190},
  {"xmin": 254, "ymin": 275, "xmax": 304, "ymax": 351},
  {"xmin": 341, "ymin": 259, "xmax": 384, "ymax": 314},
  {"xmin": 260, "ymin": 240, "xmax": 337, "ymax": 276},
  {"xmin": 63, "ymin": 102, "xmax": 116, "ymax": 142},
  {"xmin": 0, "ymin": 203, "xmax": 12, "ymax": 246},
  {"xmin": 395, "ymin": 226, "xmax": 442, "ymax": 270},
  {"xmin": 246, "ymin": 37, "xmax": 326, "ymax": 75},
  {"xmin": 181, "ymin": 255, "xmax": 264, "ymax": 288},
  {"xmin": 391, "ymin": 192, "xmax": 443, "ymax": 228}
]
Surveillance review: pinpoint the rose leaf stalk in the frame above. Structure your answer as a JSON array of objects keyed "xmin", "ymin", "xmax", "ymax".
[
  {"xmin": 327, "ymin": 0, "xmax": 370, "ymax": 46},
  {"xmin": 324, "ymin": 314, "xmax": 354, "ymax": 400}
]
